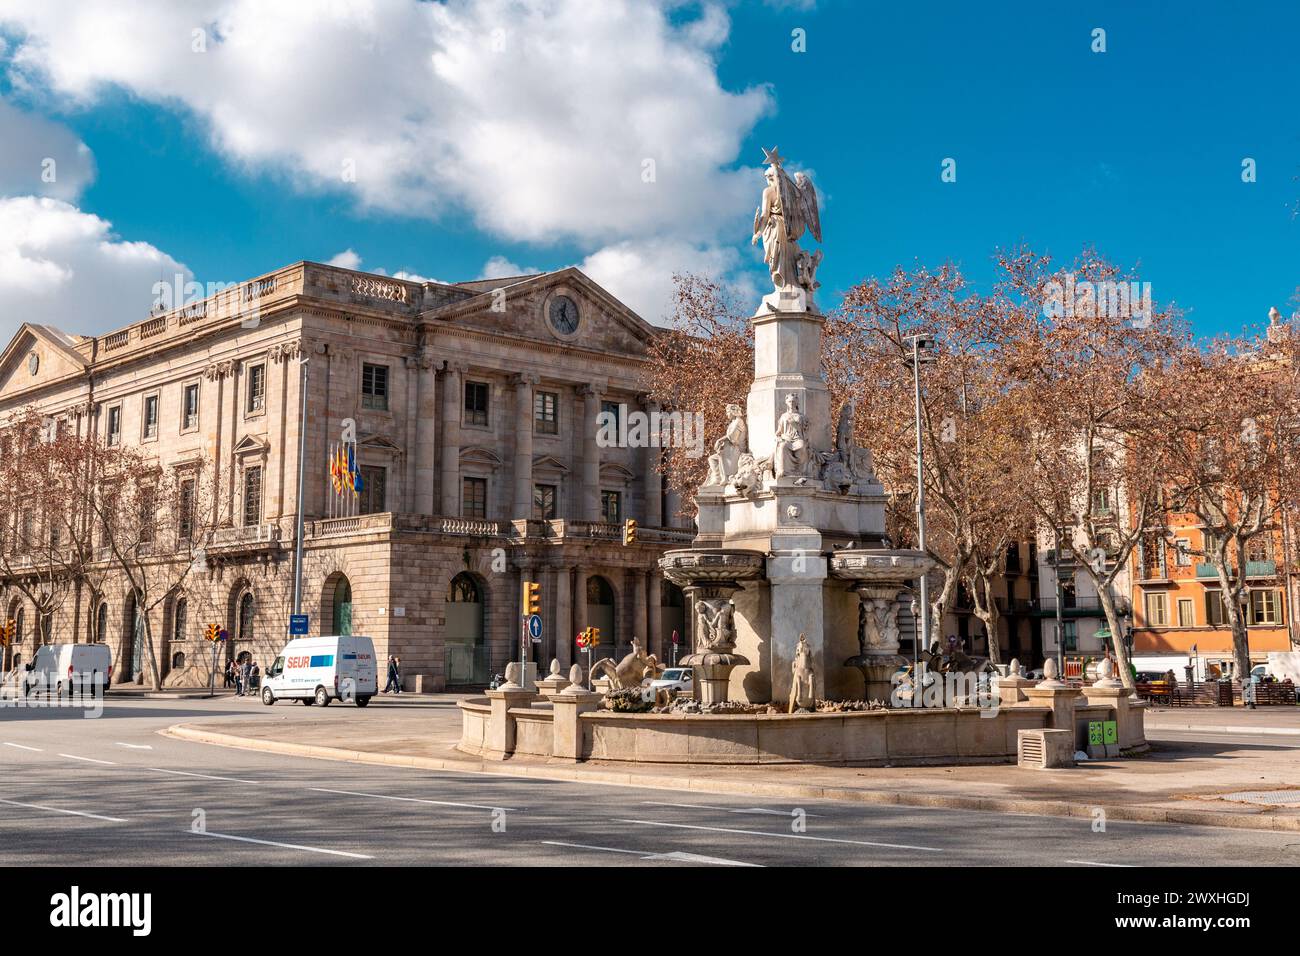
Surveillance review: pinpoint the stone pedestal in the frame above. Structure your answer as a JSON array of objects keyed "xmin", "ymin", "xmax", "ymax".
[
  {"xmin": 1081, "ymin": 685, "xmax": 1149, "ymax": 751},
  {"xmin": 484, "ymin": 685, "xmax": 536, "ymax": 759},
  {"xmin": 1024, "ymin": 684, "xmax": 1082, "ymax": 735},
  {"xmin": 551, "ymin": 685, "xmax": 602, "ymax": 762},
  {"xmin": 767, "ymin": 551, "xmax": 827, "ymax": 705}
]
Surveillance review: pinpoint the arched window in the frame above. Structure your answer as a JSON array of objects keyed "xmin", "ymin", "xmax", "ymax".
[
  {"xmin": 238, "ymin": 591, "xmax": 255, "ymax": 643},
  {"xmin": 15, "ymin": 608, "xmax": 24, "ymax": 646},
  {"xmin": 448, "ymin": 574, "xmax": 481, "ymax": 603},
  {"xmin": 445, "ymin": 573, "xmax": 485, "ymax": 685},
  {"xmin": 332, "ymin": 578, "xmax": 352, "ymax": 637},
  {"xmin": 171, "ymin": 651, "xmax": 186, "ymax": 670},
  {"xmin": 585, "ymin": 575, "xmax": 617, "ymax": 657},
  {"xmin": 95, "ymin": 603, "xmax": 108, "ymax": 644},
  {"xmin": 173, "ymin": 597, "xmax": 188, "ymax": 645}
]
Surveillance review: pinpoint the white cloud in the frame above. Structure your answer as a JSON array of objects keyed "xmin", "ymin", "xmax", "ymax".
[
  {"xmin": 0, "ymin": 196, "xmax": 189, "ymax": 344},
  {"xmin": 0, "ymin": 0, "xmax": 771, "ymax": 247},
  {"xmin": 0, "ymin": 97, "xmax": 95, "ymax": 201},
  {"xmin": 325, "ymin": 248, "xmax": 362, "ymax": 270},
  {"xmin": 579, "ymin": 238, "xmax": 760, "ymax": 325},
  {"xmin": 478, "ymin": 255, "xmax": 538, "ymax": 280}
]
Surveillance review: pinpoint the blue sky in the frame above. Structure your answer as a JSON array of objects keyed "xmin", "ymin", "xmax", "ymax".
[{"xmin": 0, "ymin": 0, "xmax": 1295, "ymax": 344}]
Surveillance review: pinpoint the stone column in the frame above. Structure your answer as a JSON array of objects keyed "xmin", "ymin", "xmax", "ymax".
[
  {"xmin": 647, "ymin": 573, "xmax": 663, "ymax": 660},
  {"xmin": 578, "ymin": 384, "xmax": 601, "ymax": 521},
  {"xmin": 664, "ymin": 486, "xmax": 683, "ymax": 529},
  {"xmin": 439, "ymin": 362, "xmax": 464, "ymax": 516},
  {"xmin": 512, "ymin": 373, "xmax": 537, "ymax": 520},
  {"xmin": 554, "ymin": 565, "xmax": 573, "ymax": 670},
  {"xmin": 413, "ymin": 346, "xmax": 438, "ymax": 515},
  {"xmin": 641, "ymin": 395, "xmax": 663, "ymax": 527},
  {"xmin": 633, "ymin": 570, "xmax": 648, "ymax": 651},
  {"xmin": 202, "ymin": 362, "xmax": 230, "ymax": 525},
  {"xmin": 766, "ymin": 552, "xmax": 828, "ymax": 705}
]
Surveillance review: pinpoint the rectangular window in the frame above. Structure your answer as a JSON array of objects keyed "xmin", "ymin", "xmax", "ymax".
[
  {"xmin": 247, "ymin": 364, "xmax": 266, "ymax": 414},
  {"xmin": 601, "ymin": 490, "xmax": 621, "ymax": 524},
  {"xmin": 359, "ymin": 465, "xmax": 387, "ymax": 515},
  {"xmin": 1174, "ymin": 538, "xmax": 1192, "ymax": 567},
  {"xmin": 242, "ymin": 466, "xmax": 263, "ymax": 526},
  {"xmin": 1091, "ymin": 488, "xmax": 1112, "ymax": 516},
  {"xmin": 1060, "ymin": 621, "xmax": 1077, "ymax": 651},
  {"xmin": 1205, "ymin": 591, "xmax": 1228, "ymax": 627},
  {"xmin": 462, "ymin": 477, "xmax": 487, "ymax": 519},
  {"xmin": 361, "ymin": 363, "xmax": 389, "ymax": 411},
  {"xmin": 178, "ymin": 479, "xmax": 196, "ymax": 540},
  {"xmin": 534, "ymin": 391, "xmax": 558, "ymax": 434},
  {"xmin": 465, "ymin": 381, "xmax": 490, "ymax": 427},
  {"xmin": 1177, "ymin": 598, "xmax": 1195, "ymax": 627},
  {"xmin": 106, "ymin": 406, "xmax": 122, "ymax": 447},
  {"xmin": 1247, "ymin": 535, "xmax": 1273, "ymax": 563},
  {"xmin": 182, "ymin": 383, "xmax": 200, "ymax": 430},
  {"xmin": 532, "ymin": 483, "xmax": 557, "ymax": 520},
  {"xmin": 142, "ymin": 394, "xmax": 159, "ymax": 439},
  {"xmin": 1250, "ymin": 589, "xmax": 1283, "ymax": 626},
  {"xmin": 601, "ymin": 400, "xmax": 622, "ymax": 431},
  {"xmin": 138, "ymin": 486, "xmax": 155, "ymax": 545},
  {"xmin": 1143, "ymin": 592, "xmax": 1168, "ymax": 627}
]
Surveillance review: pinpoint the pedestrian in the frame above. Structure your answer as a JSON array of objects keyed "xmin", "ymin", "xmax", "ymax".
[
  {"xmin": 384, "ymin": 655, "xmax": 401, "ymax": 695},
  {"xmin": 224, "ymin": 659, "xmax": 236, "ymax": 689},
  {"xmin": 250, "ymin": 660, "xmax": 260, "ymax": 692},
  {"xmin": 238, "ymin": 657, "xmax": 251, "ymax": 697}
]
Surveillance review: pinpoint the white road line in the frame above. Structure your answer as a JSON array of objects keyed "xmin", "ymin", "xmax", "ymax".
[
  {"xmin": 0, "ymin": 797, "xmax": 127, "ymax": 823},
  {"xmin": 115, "ymin": 742, "xmax": 153, "ymax": 750},
  {"xmin": 309, "ymin": 786, "xmax": 520, "ymax": 812},
  {"xmin": 146, "ymin": 767, "xmax": 257, "ymax": 784},
  {"xmin": 1066, "ymin": 859, "xmax": 1134, "ymax": 867},
  {"xmin": 541, "ymin": 840, "xmax": 760, "ymax": 866},
  {"xmin": 2, "ymin": 742, "xmax": 42, "ymax": 752},
  {"xmin": 615, "ymin": 818, "xmax": 943, "ymax": 852},
  {"xmin": 642, "ymin": 801, "xmax": 821, "ymax": 817},
  {"xmin": 58, "ymin": 753, "xmax": 116, "ymax": 765},
  {"xmin": 189, "ymin": 829, "xmax": 373, "ymax": 859}
]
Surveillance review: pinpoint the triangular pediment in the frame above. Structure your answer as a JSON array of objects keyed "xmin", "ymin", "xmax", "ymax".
[
  {"xmin": 533, "ymin": 454, "xmax": 570, "ymax": 475},
  {"xmin": 0, "ymin": 324, "xmax": 89, "ymax": 402},
  {"xmin": 359, "ymin": 433, "xmax": 402, "ymax": 453},
  {"xmin": 232, "ymin": 434, "xmax": 269, "ymax": 456}
]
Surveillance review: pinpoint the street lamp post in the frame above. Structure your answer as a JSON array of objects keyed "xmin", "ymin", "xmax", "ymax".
[
  {"xmin": 904, "ymin": 333, "xmax": 937, "ymax": 699},
  {"xmin": 291, "ymin": 357, "xmax": 310, "ymax": 620}
]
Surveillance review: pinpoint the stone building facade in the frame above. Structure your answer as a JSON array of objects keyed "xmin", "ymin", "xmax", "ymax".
[{"xmin": 0, "ymin": 261, "xmax": 694, "ymax": 688}]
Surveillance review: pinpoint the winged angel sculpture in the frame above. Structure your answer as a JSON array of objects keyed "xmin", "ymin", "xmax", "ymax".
[{"xmin": 751, "ymin": 146, "xmax": 822, "ymax": 300}]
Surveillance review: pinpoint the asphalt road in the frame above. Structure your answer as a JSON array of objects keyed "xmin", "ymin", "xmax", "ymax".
[{"xmin": 0, "ymin": 696, "xmax": 1296, "ymax": 867}]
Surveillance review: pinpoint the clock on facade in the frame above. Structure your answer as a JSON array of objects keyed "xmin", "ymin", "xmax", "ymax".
[{"xmin": 548, "ymin": 295, "xmax": 580, "ymax": 335}]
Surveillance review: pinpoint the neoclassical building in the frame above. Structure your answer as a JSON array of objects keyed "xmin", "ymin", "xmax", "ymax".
[{"xmin": 0, "ymin": 261, "xmax": 693, "ymax": 688}]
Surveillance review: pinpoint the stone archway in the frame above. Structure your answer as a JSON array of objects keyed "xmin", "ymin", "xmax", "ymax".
[
  {"xmin": 660, "ymin": 580, "xmax": 687, "ymax": 665},
  {"xmin": 586, "ymin": 574, "xmax": 617, "ymax": 662},
  {"xmin": 445, "ymin": 572, "xmax": 486, "ymax": 685}
]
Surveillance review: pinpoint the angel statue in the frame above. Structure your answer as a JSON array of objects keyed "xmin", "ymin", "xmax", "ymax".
[{"xmin": 751, "ymin": 146, "xmax": 822, "ymax": 300}]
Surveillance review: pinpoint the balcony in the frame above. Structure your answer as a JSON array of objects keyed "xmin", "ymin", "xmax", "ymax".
[
  {"xmin": 1195, "ymin": 561, "xmax": 1276, "ymax": 579},
  {"xmin": 1034, "ymin": 595, "xmax": 1108, "ymax": 618}
]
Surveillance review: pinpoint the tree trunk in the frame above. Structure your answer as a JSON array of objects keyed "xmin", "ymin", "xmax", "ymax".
[
  {"xmin": 142, "ymin": 606, "xmax": 163, "ymax": 692},
  {"xmin": 1095, "ymin": 585, "xmax": 1136, "ymax": 691}
]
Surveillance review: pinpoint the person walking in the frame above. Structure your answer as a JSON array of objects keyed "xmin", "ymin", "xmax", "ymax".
[
  {"xmin": 238, "ymin": 657, "xmax": 251, "ymax": 697},
  {"xmin": 224, "ymin": 659, "xmax": 236, "ymax": 689},
  {"xmin": 384, "ymin": 655, "xmax": 402, "ymax": 695}
]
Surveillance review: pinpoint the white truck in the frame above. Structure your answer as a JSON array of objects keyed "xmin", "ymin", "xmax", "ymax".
[
  {"xmin": 260, "ymin": 635, "xmax": 377, "ymax": 707},
  {"xmin": 23, "ymin": 643, "xmax": 113, "ymax": 698}
]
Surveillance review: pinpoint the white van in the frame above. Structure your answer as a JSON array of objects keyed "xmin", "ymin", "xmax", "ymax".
[
  {"xmin": 24, "ymin": 643, "xmax": 113, "ymax": 698},
  {"xmin": 261, "ymin": 636, "xmax": 377, "ymax": 707}
]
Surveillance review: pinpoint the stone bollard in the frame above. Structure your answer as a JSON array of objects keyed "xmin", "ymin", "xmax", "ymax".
[
  {"xmin": 551, "ymin": 664, "xmax": 602, "ymax": 762},
  {"xmin": 997, "ymin": 658, "xmax": 1034, "ymax": 707}
]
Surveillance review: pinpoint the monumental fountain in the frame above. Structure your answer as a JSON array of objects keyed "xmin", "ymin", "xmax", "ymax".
[
  {"xmin": 658, "ymin": 145, "xmax": 932, "ymax": 708},
  {"xmin": 458, "ymin": 148, "xmax": 1148, "ymax": 765}
]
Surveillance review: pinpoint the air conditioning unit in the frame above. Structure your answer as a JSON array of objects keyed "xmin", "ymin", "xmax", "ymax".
[{"xmin": 1018, "ymin": 729, "xmax": 1075, "ymax": 769}]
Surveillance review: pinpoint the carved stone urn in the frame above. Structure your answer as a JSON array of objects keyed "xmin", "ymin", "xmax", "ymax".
[{"xmin": 658, "ymin": 548, "xmax": 766, "ymax": 705}]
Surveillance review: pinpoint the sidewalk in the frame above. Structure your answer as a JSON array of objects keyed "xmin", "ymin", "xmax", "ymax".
[
  {"xmin": 166, "ymin": 696, "xmax": 1300, "ymax": 832},
  {"xmin": 1145, "ymin": 705, "xmax": 1300, "ymax": 737}
]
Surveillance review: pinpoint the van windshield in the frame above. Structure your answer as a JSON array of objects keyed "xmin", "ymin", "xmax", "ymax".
[{"xmin": 270, "ymin": 656, "xmax": 285, "ymax": 676}]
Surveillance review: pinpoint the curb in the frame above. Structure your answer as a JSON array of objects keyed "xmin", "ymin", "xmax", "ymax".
[
  {"xmin": 161, "ymin": 723, "xmax": 1300, "ymax": 833},
  {"xmin": 1147, "ymin": 723, "xmax": 1300, "ymax": 737}
]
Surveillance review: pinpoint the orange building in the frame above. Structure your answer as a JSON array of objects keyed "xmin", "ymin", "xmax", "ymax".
[{"xmin": 1129, "ymin": 516, "xmax": 1293, "ymax": 678}]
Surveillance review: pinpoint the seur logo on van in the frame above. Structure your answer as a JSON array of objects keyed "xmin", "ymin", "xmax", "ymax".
[{"xmin": 286, "ymin": 655, "xmax": 334, "ymax": 668}]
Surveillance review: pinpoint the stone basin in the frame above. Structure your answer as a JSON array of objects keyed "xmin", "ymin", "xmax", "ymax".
[
  {"xmin": 658, "ymin": 548, "xmax": 766, "ymax": 588},
  {"xmin": 828, "ymin": 548, "xmax": 934, "ymax": 587}
]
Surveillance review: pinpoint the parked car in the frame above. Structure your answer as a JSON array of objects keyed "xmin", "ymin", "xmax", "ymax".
[
  {"xmin": 644, "ymin": 667, "xmax": 694, "ymax": 702},
  {"xmin": 261, "ymin": 635, "xmax": 377, "ymax": 707}
]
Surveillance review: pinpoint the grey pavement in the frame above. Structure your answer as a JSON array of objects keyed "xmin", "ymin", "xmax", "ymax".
[{"xmin": 1, "ymin": 696, "xmax": 1298, "ymax": 866}]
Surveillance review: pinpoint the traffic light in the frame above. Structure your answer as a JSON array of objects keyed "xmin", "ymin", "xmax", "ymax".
[
  {"xmin": 522, "ymin": 580, "xmax": 541, "ymax": 616},
  {"xmin": 204, "ymin": 623, "xmax": 221, "ymax": 642},
  {"xmin": 0, "ymin": 619, "xmax": 12, "ymax": 646},
  {"xmin": 588, "ymin": 626, "xmax": 601, "ymax": 647},
  {"xmin": 622, "ymin": 518, "xmax": 637, "ymax": 546}
]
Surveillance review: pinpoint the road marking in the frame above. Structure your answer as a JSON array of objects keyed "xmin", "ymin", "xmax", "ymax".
[
  {"xmin": 0, "ymin": 797, "xmax": 127, "ymax": 823},
  {"xmin": 147, "ymin": 767, "xmax": 257, "ymax": 784},
  {"xmin": 115, "ymin": 742, "xmax": 153, "ymax": 750},
  {"xmin": 642, "ymin": 801, "xmax": 821, "ymax": 817},
  {"xmin": 189, "ymin": 829, "xmax": 373, "ymax": 859},
  {"xmin": 1065, "ymin": 859, "xmax": 1134, "ymax": 868},
  {"xmin": 542, "ymin": 840, "xmax": 760, "ymax": 866},
  {"xmin": 615, "ymin": 818, "xmax": 943, "ymax": 852},
  {"xmin": 58, "ymin": 753, "xmax": 116, "ymax": 765},
  {"xmin": 2, "ymin": 742, "xmax": 42, "ymax": 752},
  {"xmin": 309, "ymin": 786, "xmax": 520, "ymax": 812}
]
